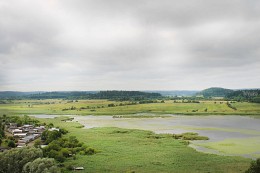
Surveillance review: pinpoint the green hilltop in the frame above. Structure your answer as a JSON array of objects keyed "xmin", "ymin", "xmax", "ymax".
[{"xmin": 197, "ymin": 87, "xmax": 234, "ymax": 97}]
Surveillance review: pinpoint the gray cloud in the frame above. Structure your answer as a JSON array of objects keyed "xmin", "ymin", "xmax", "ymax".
[{"xmin": 0, "ymin": 0, "xmax": 259, "ymax": 91}]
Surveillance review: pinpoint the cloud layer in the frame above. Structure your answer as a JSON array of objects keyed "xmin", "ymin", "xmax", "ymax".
[{"xmin": 0, "ymin": 0, "xmax": 259, "ymax": 91}]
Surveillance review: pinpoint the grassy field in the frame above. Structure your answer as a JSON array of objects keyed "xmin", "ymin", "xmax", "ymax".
[
  {"xmin": 37, "ymin": 117, "xmax": 251, "ymax": 173},
  {"xmin": 0, "ymin": 99, "xmax": 260, "ymax": 116}
]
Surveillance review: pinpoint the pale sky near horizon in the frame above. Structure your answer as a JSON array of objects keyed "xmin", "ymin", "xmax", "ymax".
[{"xmin": 0, "ymin": 0, "xmax": 260, "ymax": 91}]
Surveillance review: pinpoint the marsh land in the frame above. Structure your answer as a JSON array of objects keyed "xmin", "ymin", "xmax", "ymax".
[{"xmin": 1, "ymin": 98, "xmax": 260, "ymax": 172}]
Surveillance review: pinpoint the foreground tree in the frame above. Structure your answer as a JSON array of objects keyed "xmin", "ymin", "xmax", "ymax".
[
  {"xmin": 245, "ymin": 158, "xmax": 260, "ymax": 173},
  {"xmin": 0, "ymin": 147, "xmax": 42, "ymax": 173},
  {"xmin": 23, "ymin": 158, "xmax": 60, "ymax": 173}
]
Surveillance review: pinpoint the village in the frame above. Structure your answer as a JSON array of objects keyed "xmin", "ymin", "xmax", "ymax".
[
  {"xmin": 5, "ymin": 123, "xmax": 59, "ymax": 148},
  {"xmin": 0, "ymin": 118, "xmax": 85, "ymax": 171}
]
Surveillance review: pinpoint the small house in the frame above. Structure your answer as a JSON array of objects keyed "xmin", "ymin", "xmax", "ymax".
[
  {"xmin": 13, "ymin": 133, "xmax": 27, "ymax": 138},
  {"xmin": 74, "ymin": 167, "xmax": 84, "ymax": 171},
  {"xmin": 48, "ymin": 127, "xmax": 59, "ymax": 131},
  {"xmin": 12, "ymin": 129, "xmax": 22, "ymax": 134}
]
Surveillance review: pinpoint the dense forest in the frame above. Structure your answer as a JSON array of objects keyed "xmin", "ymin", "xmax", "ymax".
[
  {"xmin": 1, "ymin": 89, "xmax": 260, "ymax": 103},
  {"xmin": 87, "ymin": 91, "xmax": 161, "ymax": 100},
  {"xmin": 196, "ymin": 88, "xmax": 260, "ymax": 103},
  {"xmin": 226, "ymin": 89, "xmax": 260, "ymax": 103},
  {"xmin": 0, "ymin": 91, "xmax": 162, "ymax": 101}
]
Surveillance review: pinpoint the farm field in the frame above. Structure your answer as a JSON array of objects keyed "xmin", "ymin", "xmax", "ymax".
[
  {"xmin": 36, "ymin": 117, "xmax": 251, "ymax": 173},
  {"xmin": 0, "ymin": 99, "xmax": 260, "ymax": 116}
]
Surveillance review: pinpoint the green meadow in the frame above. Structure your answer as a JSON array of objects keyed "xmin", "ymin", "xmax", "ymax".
[
  {"xmin": 37, "ymin": 117, "xmax": 250, "ymax": 173},
  {"xmin": 0, "ymin": 99, "xmax": 260, "ymax": 116}
]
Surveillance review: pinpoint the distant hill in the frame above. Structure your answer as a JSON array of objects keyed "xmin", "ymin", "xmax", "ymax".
[
  {"xmin": 226, "ymin": 89, "xmax": 260, "ymax": 103},
  {"xmin": 197, "ymin": 87, "xmax": 234, "ymax": 97}
]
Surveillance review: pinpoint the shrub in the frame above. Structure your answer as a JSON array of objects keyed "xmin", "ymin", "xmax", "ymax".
[
  {"xmin": 84, "ymin": 147, "xmax": 96, "ymax": 155},
  {"xmin": 23, "ymin": 158, "xmax": 60, "ymax": 173},
  {"xmin": 245, "ymin": 158, "xmax": 260, "ymax": 173},
  {"xmin": 66, "ymin": 164, "xmax": 74, "ymax": 170},
  {"xmin": 8, "ymin": 140, "xmax": 16, "ymax": 148},
  {"xmin": 173, "ymin": 132, "xmax": 209, "ymax": 140}
]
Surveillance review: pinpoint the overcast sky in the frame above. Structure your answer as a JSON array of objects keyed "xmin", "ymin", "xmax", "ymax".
[{"xmin": 0, "ymin": 0, "xmax": 260, "ymax": 91}]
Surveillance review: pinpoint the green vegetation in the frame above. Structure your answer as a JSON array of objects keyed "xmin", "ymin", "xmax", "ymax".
[
  {"xmin": 227, "ymin": 102, "xmax": 237, "ymax": 110},
  {"xmin": 197, "ymin": 137, "xmax": 260, "ymax": 158},
  {"xmin": 245, "ymin": 158, "xmax": 260, "ymax": 173},
  {"xmin": 35, "ymin": 122, "xmax": 97, "ymax": 164},
  {"xmin": 0, "ymin": 147, "xmax": 60, "ymax": 173},
  {"xmin": 195, "ymin": 88, "xmax": 260, "ymax": 103},
  {"xmin": 0, "ymin": 114, "xmax": 97, "ymax": 172},
  {"xmin": 23, "ymin": 158, "xmax": 60, "ymax": 173},
  {"xmin": 0, "ymin": 91, "xmax": 162, "ymax": 101},
  {"xmin": 1, "ymin": 88, "xmax": 260, "ymax": 103},
  {"xmin": 226, "ymin": 89, "xmax": 260, "ymax": 103},
  {"xmin": 197, "ymin": 87, "xmax": 234, "ymax": 97},
  {"xmin": 0, "ymin": 96, "xmax": 259, "ymax": 172},
  {"xmin": 42, "ymin": 135, "xmax": 96, "ymax": 163},
  {"xmin": 34, "ymin": 117, "xmax": 251, "ymax": 173},
  {"xmin": 0, "ymin": 99, "xmax": 260, "ymax": 116},
  {"xmin": 41, "ymin": 128, "xmax": 68, "ymax": 144},
  {"xmin": 173, "ymin": 132, "xmax": 209, "ymax": 140}
]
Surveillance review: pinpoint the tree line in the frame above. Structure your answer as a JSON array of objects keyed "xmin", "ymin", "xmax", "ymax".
[
  {"xmin": 0, "ymin": 91, "xmax": 162, "ymax": 101},
  {"xmin": 225, "ymin": 89, "xmax": 260, "ymax": 103}
]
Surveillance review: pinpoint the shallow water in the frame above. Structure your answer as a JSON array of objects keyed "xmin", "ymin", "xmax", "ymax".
[
  {"xmin": 30, "ymin": 114, "xmax": 59, "ymax": 119},
  {"xmin": 73, "ymin": 115, "xmax": 260, "ymax": 136},
  {"xmin": 72, "ymin": 114, "xmax": 260, "ymax": 158},
  {"xmin": 32, "ymin": 114, "xmax": 260, "ymax": 158},
  {"xmin": 30, "ymin": 114, "xmax": 72, "ymax": 119}
]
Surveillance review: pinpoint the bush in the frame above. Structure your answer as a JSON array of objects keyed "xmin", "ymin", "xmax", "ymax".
[
  {"xmin": 8, "ymin": 140, "xmax": 16, "ymax": 148},
  {"xmin": 34, "ymin": 139, "xmax": 41, "ymax": 148},
  {"xmin": 43, "ymin": 135, "xmax": 96, "ymax": 162},
  {"xmin": 84, "ymin": 147, "xmax": 96, "ymax": 155},
  {"xmin": 173, "ymin": 132, "xmax": 209, "ymax": 140},
  {"xmin": 66, "ymin": 164, "xmax": 74, "ymax": 170},
  {"xmin": 23, "ymin": 158, "xmax": 61, "ymax": 173},
  {"xmin": 245, "ymin": 158, "xmax": 260, "ymax": 173}
]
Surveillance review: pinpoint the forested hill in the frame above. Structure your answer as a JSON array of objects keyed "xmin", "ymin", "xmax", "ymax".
[
  {"xmin": 226, "ymin": 89, "xmax": 260, "ymax": 103},
  {"xmin": 197, "ymin": 87, "xmax": 234, "ymax": 97},
  {"xmin": 0, "ymin": 91, "xmax": 162, "ymax": 101},
  {"xmin": 197, "ymin": 87, "xmax": 260, "ymax": 103}
]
